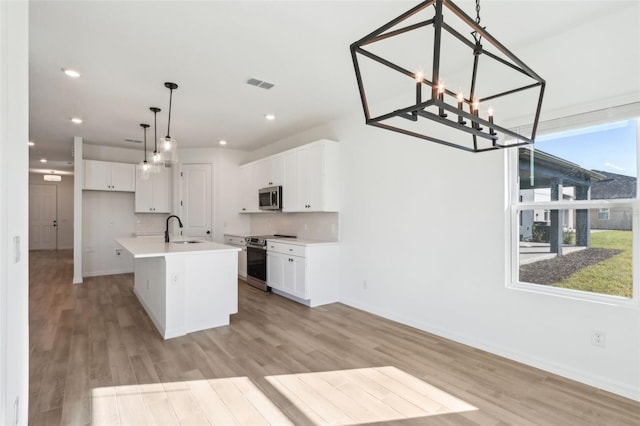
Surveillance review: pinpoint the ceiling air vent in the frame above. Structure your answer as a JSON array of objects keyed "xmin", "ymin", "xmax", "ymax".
[
  {"xmin": 124, "ymin": 138, "xmax": 142, "ymax": 144},
  {"xmin": 246, "ymin": 77, "xmax": 275, "ymax": 90}
]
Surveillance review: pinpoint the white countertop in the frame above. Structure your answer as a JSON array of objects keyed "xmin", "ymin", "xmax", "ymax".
[
  {"xmin": 116, "ymin": 236, "xmax": 241, "ymax": 258},
  {"xmin": 265, "ymin": 237, "xmax": 338, "ymax": 246}
]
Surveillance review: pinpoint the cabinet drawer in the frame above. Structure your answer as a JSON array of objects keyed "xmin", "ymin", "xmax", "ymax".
[
  {"xmin": 266, "ymin": 241, "xmax": 305, "ymax": 257},
  {"xmin": 224, "ymin": 236, "xmax": 246, "ymax": 246}
]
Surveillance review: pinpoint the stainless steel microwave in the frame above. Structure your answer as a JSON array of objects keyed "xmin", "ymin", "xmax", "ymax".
[{"xmin": 259, "ymin": 186, "xmax": 282, "ymax": 211}]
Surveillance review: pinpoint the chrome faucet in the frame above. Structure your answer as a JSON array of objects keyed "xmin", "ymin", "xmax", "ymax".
[{"xmin": 165, "ymin": 215, "xmax": 184, "ymax": 243}]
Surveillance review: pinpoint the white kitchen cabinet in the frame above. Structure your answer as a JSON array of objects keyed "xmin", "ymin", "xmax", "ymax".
[
  {"xmin": 84, "ymin": 160, "xmax": 135, "ymax": 192},
  {"xmin": 239, "ymin": 163, "xmax": 259, "ymax": 213},
  {"xmin": 224, "ymin": 235, "xmax": 247, "ymax": 280},
  {"xmin": 283, "ymin": 140, "xmax": 340, "ymax": 212},
  {"xmin": 239, "ymin": 155, "xmax": 284, "ymax": 213},
  {"xmin": 266, "ymin": 250, "xmax": 306, "ymax": 297},
  {"xmin": 135, "ymin": 166, "xmax": 171, "ymax": 213},
  {"xmin": 253, "ymin": 155, "xmax": 284, "ymax": 189},
  {"xmin": 266, "ymin": 251, "xmax": 284, "ymax": 290},
  {"xmin": 239, "ymin": 140, "xmax": 339, "ymax": 214},
  {"xmin": 266, "ymin": 240, "xmax": 339, "ymax": 307}
]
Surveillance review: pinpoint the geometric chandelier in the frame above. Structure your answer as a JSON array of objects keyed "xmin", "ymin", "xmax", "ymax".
[{"xmin": 350, "ymin": 0, "xmax": 545, "ymax": 153}]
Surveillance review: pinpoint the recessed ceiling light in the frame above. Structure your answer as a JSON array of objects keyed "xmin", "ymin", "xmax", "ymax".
[
  {"xmin": 40, "ymin": 158, "xmax": 47, "ymax": 163},
  {"xmin": 28, "ymin": 141, "xmax": 35, "ymax": 146},
  {"xmin": 219, "ymin": 140, "xmax": 227, "ymax": 146},
  {"xmin": 62, "ymin": 68, "xmax": 80, "ymax": 78},
  {"xmin": 265, "ymin": 114, "xmax": 276, "ymax": 121},
  {"xmin": 70, "ymin": 117, "xmax": 83, "ymax": 124}
]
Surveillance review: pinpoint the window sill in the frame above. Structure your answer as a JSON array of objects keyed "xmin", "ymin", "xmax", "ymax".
[{"xmin": 506, "ymin": 281, "xmax": 639, "ymax": 309}]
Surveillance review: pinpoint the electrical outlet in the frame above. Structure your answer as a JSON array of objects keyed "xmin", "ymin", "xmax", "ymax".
[
  {"xmin": 591, "ymin": 329, "xmax": 606, "ymax": 348},
  {"xmin": 114, "ymin": 248, "xmax": 122, "ymax": 256}
]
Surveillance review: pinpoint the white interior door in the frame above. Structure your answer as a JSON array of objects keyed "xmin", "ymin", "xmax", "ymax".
[
  {"xmin": 29, "ymin": 184, "xmax": 57, "ymax": 250},
  {"xmin": 180, "ymin": 164, "xmax": 212, "ymax": 239}
]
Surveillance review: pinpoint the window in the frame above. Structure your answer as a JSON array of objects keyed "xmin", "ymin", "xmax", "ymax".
[
  {"xmin": 597, "ymin": 208, "xmax": 610, "ymax": 221},
  {"xmin": 509, "ymin": 116, "xmax": 639, "ymax": 303}
]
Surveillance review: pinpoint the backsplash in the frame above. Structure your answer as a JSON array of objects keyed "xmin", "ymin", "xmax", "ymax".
[
  {"xmin": 250, "ymin": 212, "xmax": 339, "ymax": 241},
  {"xmin": 134, "ymin": 213, "xmax": 169, "ymax": 236}
]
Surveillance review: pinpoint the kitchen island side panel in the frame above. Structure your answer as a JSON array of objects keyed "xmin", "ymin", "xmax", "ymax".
[
  {"xmin": 133, "ymin": 257, "xmax": 167, "ymax": 335},
  {"xmin": 185, "ymin": 251, "xmax": 238, "ymax": 332}
]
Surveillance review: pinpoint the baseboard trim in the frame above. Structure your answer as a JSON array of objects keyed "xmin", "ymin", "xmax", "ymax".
[
  {"xmin": 82, "ymin": 268, "xmax": 133, "ymax": 278},
  {"xmin": 340, "ymin": 297, "xmax": 640, "ymax": 402}
]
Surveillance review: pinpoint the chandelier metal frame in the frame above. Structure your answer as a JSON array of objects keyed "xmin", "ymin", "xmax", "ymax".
[{"xmin": 350, "ymin": 0, "xmax": 546, "ymax": 153}]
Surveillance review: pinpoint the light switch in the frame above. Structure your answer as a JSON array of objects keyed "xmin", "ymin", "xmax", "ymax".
[{"xmin": 13, "ymin": 236, "xmax": 20, "ymax": 263}]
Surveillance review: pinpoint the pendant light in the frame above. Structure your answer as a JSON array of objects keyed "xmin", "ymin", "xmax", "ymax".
[
  {"xmin": 159, "ymin": 82, "xmax": 179, "ymax": 164},
  {"xmin": 350, "ymin": 0, "xmax": 545, "ymax": 153},
  {"xmin": 137, "ymin": 123, "xmax": 151, "ymax": 180},
  {"xmin": 150, "ymin": 106, "xmax": 163, "ymax": 171}
]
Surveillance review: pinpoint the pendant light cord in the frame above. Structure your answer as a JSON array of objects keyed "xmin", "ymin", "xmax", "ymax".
[
  {"xmin": 143, "ymin": 126, "xmax": 147, "ymax": 161},
  {"xmin": 150, "ymin": 107, "xmax": 161, "ymax": 154},
  {"xmin": 154, "ymin": 110, "xmax": 158, "ymax": 152},
  {"xmin": 166, "ymin": 88, "xmax": 173, "ymax": 139}
]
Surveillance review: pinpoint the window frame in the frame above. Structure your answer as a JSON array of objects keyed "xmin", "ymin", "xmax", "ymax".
[
  {"xmin": 597, "ymin": 208, "xmax": 610, "ymax": 221},
  {"xmin": 506, "ymin": 115, "xmax": 640, "ymax": 307}
]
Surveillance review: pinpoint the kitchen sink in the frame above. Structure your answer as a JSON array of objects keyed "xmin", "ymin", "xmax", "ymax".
[{"xmin": 171, "ymin": 240, "xmax": 204, "ymax": 244}]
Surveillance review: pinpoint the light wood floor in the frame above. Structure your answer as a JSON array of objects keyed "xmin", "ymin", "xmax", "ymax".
[{"xmin": 29, "ymin": 249, "xmax": 640, "ymax": 425}]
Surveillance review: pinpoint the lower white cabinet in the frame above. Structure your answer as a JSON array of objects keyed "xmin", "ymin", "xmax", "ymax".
[
  {"xmin": 267, "ymin": 251, "xmax": 306, "ymax": 298},
  {"xmin": 266, "ymin": 240, "xmax": 339, "ymax": 307},
  {"xmin": 224, "ymin": 235, "xmax": 247, "ymax": 280}
]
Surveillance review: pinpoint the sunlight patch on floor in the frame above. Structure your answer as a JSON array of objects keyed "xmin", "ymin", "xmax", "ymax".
[
  {"xmin": 266, "ymin": 366, "xmax": 477, "ymax": 425},
  {"xmin": 91, "ymin": 376, "xmax": 293, "ymax": 426}
]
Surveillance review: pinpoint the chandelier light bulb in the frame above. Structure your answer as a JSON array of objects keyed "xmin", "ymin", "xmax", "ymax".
[{"xmin": 414, "ymin": 71, "xmax": 423, "ymax": 83}]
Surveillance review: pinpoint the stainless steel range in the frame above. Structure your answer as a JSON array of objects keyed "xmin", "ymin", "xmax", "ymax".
[{"xmin": 244, "ymin": 234, "xmax": 296, "ymax": 291}]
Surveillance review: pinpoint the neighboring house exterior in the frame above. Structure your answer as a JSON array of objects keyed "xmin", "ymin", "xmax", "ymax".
[
  {"xmin": 518, "ymin": 149, "xmax": 605, "ymax": 251},
  {"xmin": 589, "ymin": 170, "xmax": 636, "ymax": 230}
]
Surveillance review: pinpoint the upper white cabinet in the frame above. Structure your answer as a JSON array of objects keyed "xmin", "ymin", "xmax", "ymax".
[
  {"xmin": 283, "ymin": 140, "xmax": 340, "ymax": 212},
  {"xmin": 239, "ymin": 154, "xmax": 284, "ymax": 213},
  {"xmin": 239, "ymin": 140, "xmax": 339, "ymax": 213},
  {"xmin": 239, "ymin": 163, "xmax": 259, "ymax": 213},
  {"xmin": 84, "ymin": 160, "xmax": 135, "ymax": 192},
  {"xmin": 135, "ymin": 166, "xmax": 172, "ymax": 213},
  {"xmin": 253, "ymin": 155, "xmax": 284, "ymax": 189}
]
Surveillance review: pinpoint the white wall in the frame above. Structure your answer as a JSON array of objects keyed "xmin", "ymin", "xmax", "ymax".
[
  {"xmin": 252, "ymin": 3, "xmax": 640, "ymax": 400},
  {"xmin": 29, "ymin": 173, "xmax": 74, "ymax": 249},
  {"xmin": 0, "ymin": 1, "xmax": 29, "ymax": 424}
]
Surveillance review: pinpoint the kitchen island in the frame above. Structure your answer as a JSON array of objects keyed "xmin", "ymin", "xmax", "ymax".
[{"xmin": 116, "ymin": 236, "xmax": 240, "ymax": 339}]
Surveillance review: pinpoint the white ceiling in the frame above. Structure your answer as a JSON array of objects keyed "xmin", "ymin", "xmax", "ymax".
[{"xmin": 28, "ymin": 0, "xmax": 617, "ymax": 173}]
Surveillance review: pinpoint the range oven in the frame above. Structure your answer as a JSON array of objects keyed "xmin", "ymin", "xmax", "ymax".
[
  {"xmin": 244, "ymin": 234, "xmax": 296, "ymax": 291},
  {"xmin": 245, "ymin": 237, "xmax": 268, "ymax": 291}
]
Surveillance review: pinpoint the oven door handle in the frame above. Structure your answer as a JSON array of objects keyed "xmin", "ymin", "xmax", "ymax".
[{"xmin": 246, "ymin": 244, "xmax": 266, "ymax": 250}]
